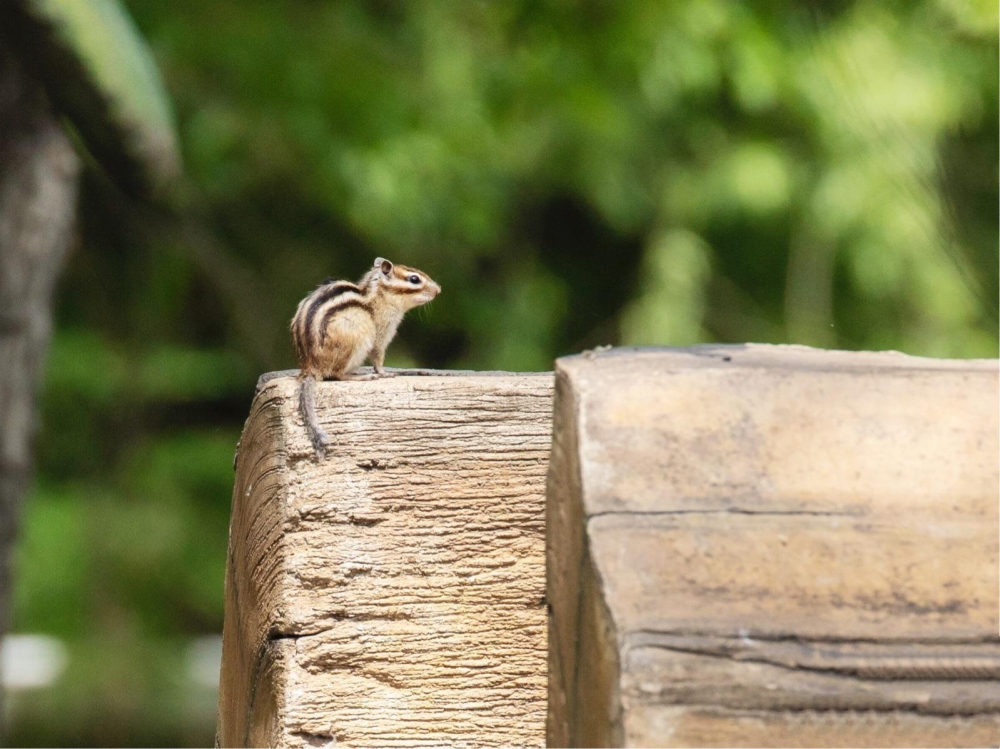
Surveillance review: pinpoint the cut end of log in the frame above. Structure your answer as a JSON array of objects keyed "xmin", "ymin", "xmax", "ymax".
[{"xmin": 548, "ymin": 345, "xmax": 1000, "ymax": 747}]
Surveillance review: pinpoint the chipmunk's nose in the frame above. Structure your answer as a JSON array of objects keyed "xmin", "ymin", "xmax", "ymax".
[{"xmin": 429, "ymin": 281, "xmax": 441, "ymax": 296}]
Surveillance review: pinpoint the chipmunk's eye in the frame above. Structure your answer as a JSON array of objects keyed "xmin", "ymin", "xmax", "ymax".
[{"xmin": 408, "ymin": 274, "xmax": 421, "ymax": 285}]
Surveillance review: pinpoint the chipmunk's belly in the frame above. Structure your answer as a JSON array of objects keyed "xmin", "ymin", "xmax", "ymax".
[
  {"xmin": 316, "ymin": 308, "xmax": 376, "ymax": 378},
  {"xmin": 344, "ymin": 335, "xmax": 374, "ymax": 373}
]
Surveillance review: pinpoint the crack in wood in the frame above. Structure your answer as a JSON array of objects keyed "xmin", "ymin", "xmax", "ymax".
[
  {"xmin": 289, "ymin": 730, "xmax": 338, "ymax": 747},
  {"xmin": 625, "ymin": 632, "xmax": 1000, "ymax": 681},
  {"xmin": 588, "ymin": 507, "xmax": 859, "ymax": 520}
]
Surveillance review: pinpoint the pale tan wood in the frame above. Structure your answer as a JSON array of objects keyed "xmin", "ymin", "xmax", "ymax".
[
  {"xmin": 626, "ymin": 708, "xmax": 1000, "ymax": 748},
  {"xmin": 218, "ymin": 371, "xmax": 553, "ymax": 748},
  {"xmin": 547, "ymin": 345, "xmax": 1000, "ymax": 748}
]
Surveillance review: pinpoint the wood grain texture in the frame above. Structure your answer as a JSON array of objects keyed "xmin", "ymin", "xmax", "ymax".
[
  {"xmin": 218, "ymin": 371, "xmax": 553, "ymax": 748},
  {"xmin": 547, "ymin": 344, "xmax": 1000, "ymax": 748}
]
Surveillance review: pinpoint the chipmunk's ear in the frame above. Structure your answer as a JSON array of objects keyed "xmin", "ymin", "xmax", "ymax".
[{"xmin": 375, "ymin": 258, "xmax": 393, "ymax": 276}]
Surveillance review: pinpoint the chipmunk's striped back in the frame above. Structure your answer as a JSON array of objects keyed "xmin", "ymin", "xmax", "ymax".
[{"xmin": 291, "ymin": 280, "xmax": 371, "ymax": 371}]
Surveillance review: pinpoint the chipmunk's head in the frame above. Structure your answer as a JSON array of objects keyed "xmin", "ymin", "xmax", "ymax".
[{"xmin": 374, "ymin": 257, "xmax": 441, "ymax": 310}]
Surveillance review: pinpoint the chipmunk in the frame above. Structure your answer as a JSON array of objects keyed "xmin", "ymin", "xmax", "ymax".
[{"xmin": 290, "ymin": 257, "xmax": 441, "ymax": 458}]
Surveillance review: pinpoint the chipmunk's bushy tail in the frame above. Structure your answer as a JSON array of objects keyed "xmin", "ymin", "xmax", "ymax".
[{"xmin": 299, "ymin": 374, "xmax": 330, "ymax": 458}]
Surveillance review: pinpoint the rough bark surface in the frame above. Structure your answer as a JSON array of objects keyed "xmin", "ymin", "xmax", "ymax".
[
  {"xmin": 218, "ymin": 371, "xmax": 553, "ymax": 748},
  {"xmin": 547, "ymin": 344, "xmax": 1000, "ymax": 748},
  {"xmin": 0, "ymin": 50, "xmax": 79, "ymax": 651}
]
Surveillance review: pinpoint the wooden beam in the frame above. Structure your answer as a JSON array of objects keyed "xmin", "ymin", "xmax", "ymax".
[
  {"xmin": 217, "ymin": 371, "xmax": 553, "ymax": 747},
  {"xmin": 547, "ymin": 345, "xmax": 1000, "ymax": 747}
]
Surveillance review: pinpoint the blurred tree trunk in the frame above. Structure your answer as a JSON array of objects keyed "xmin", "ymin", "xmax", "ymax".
[{"xmin": 0, "ymin": 48, "xmax": 80, "ymax": 706}]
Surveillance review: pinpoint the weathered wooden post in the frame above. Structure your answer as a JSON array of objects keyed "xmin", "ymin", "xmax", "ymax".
[
  {"xmin": 547, "ymin": 345, "xmax": 1000, "ymax": 747},
  {"xmin": 220, "ymin": 346, "xmax": 998, "ymax": 747},
  {"xmin": 218, "ymin": 371, "xmax": 553, "ymax": 747}
]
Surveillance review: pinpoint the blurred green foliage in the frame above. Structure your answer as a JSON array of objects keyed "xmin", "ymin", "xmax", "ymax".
[
  {"xmin": 9, "ymin": 0, "xmax": 997, "ymax": 745},
  {"xmin": 4, "ymin": 0, "xmax": 180, "ymax": 192}
]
